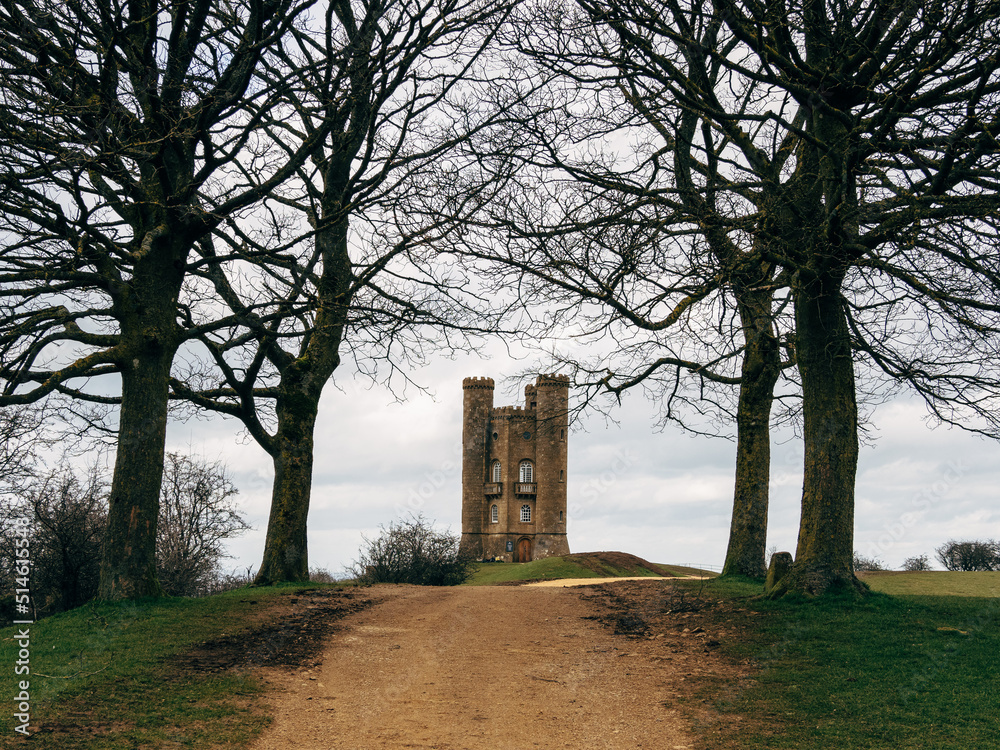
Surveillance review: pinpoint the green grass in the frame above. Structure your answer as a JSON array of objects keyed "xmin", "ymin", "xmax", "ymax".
[
  {"xmin": 0, "ymin": 584, "xmax": 331, "ymax": 748},
  {"xmin": 465, "ymin": 552, "xmax": 686, "ymax": 585},
  {"xmin": 683, "ymin": 577, "xmax": 1000, "ymax": 750},
  {"xmin": 656, "ymin": 563, "xmax": 720, "ymax": 578},
  {"xmin": 466, "ymin": 555, "xmax": 606, "ymax": 585},
  {"xmin": 861, "ymin": 571, "xmax": 1000, "ymax": 597}
]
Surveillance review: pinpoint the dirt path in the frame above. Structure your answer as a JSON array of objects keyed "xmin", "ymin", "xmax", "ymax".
[{"xmin": 252, "ymin": 584, "xmax": 697, "ymax": 749}]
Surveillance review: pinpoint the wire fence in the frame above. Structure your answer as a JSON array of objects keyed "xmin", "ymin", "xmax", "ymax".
[{"xmin": 676, "ymin": 563, "xmax": 723, "ymax": 573}]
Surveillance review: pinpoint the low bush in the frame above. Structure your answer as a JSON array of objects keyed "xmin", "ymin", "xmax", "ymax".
[
  {"xmin": 852, "ymin": 551, "xmax": 887, "ymax": 571},
  {"xmin": 936, "ymin": 539, "xmax": 1000, "ymax": 571},
  {"xmin": 349, "ymin": 515, "xmax": 474, "ymax": 586},
  {"xmin": 310, "ymin": 567, "xmax": 339, "ymax": 583},
  {"xmin": 902, "ymin": 554, "xmax": 933, "ymax": 571}
]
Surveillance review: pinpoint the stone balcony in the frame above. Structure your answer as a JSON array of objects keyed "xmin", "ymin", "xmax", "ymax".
[
  {"xmin": 516, "ymin": 483, "xmax": 537, "ymax": 495},
  {"xmin": 483, "ymin": 483, "xmax": 501, "ymax": 495}
]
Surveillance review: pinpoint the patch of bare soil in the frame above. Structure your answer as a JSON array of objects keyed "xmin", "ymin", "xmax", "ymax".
[
  {"xmin": 575, "ymin": 579, "xmax": 767, "ymax": 747},
  {"xmin": 173, "ymin": 587, "xmax": 375, "ymax": 673},
  {"xmin": 249, "ymin": 580, "xmax": 759, "ymax": 750}
]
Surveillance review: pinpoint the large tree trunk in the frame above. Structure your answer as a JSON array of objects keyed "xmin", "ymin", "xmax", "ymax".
[
  {"xmin": 255, "ymin": 388, "xmax": 319, "ymax": 584},
  {"xmin": 253, "ymin": 214, "xmax": 352, "ymax": 585},
  {"xmin": 98, "ymin": 241, "xmax": 185, "ymax": 601},
  {"xmin": 768, "ymin": 266, "xmax": 866, "ymax": 597},
  {"xmin": 98, "ymin": 350, "xmax": 172, "ymax": 600},
  {"xmin": 722, "ymin": 285, "xmax": 780, "ymax": 578}
]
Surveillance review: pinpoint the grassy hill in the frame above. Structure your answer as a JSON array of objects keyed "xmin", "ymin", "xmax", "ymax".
[
  {"xmin": 465, "ymin": 551, "xmax": 711, "ymax": 585},
  {"xmin": 859, "ymin": 570, "xmax": 1000, "ymax": 597}
]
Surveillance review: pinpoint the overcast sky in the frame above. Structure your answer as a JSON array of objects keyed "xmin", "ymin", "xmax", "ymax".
[{"xmin": 166, "ymin": 342, "xmax": 1000, "ymax": 578}]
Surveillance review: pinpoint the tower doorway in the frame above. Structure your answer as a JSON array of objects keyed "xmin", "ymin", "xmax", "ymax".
[{"xmin": 514, "ymin": 537, "xmax": 532, "ymax": 563}]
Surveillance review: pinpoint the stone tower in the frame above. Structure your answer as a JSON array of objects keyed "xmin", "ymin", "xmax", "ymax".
[{"xmin": 460, "ymin": 374, "xmax": 570, "ymax": 562}]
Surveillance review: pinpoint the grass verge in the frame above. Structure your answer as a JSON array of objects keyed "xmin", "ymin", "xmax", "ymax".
[
  {"xmin": 0, "ymin": 584, "xmax": 351, "ymax": 748},
  {"xmin": 466, "ymin": 556, "xmax": 602, "ymax": 585},
  {"xmin": 680, "ymin": 577, "xmax": 1000, "ymax": 750},
  {"xmin": 465, "ymin": 551, "xmax": 684, "ymax": 585},
  {"xmin": 860, "ymin": 570, "xmax": 1000, "ymax": 597}
]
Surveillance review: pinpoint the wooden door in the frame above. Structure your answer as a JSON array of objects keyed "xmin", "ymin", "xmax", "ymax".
[{"xmin": 515, "ymin": 537, "xmax": 532, "ymax": 563}]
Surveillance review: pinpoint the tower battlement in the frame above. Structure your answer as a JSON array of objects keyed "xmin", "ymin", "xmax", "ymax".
[
  {"xmin": 462, "ymin": 376, "xmax": 495, "ymax": 390},
  {"xmin": 537, "ymin": 373, "xmax": 570, "ymax": 387}
]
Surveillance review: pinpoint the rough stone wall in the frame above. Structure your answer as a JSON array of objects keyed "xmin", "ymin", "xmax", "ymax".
[
  {"xmin": 461, "ymin": 375, "xmax": 570, "ymax": 561},
  {"xmin": 533, "ymin": 374, "xmax": 570, "ymax": 558},
  {"xmin": 460, "ymin": 377, "xmax": 494, "ymax": 558}
]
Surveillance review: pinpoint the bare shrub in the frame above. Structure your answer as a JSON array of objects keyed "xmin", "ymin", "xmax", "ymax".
[
  {"xmin": 156, "ymin": 453, "xmax": 250, "ymax": 597},
  {"xmin": 853, "ymin": 552, "xmax": 887, "ymax": 572},
  {"xmin": 936, "ymin": 540, "xmax": 1000, "ymax": 572},
  {"xmin": 201, "ymin": 566, "xmax": 258, "ymax": 596},
  {"xmin": 309, "ymin": 567, "xmax": 339, "ymax": 584},
  {"xmin": 902, "ymin": 554, "xmax": 933, "ymax": 572},
  {"xmin": 0, "ymin": 463, "xmax": 107, "ymax": 617},
  {"xmin": 0, "ymin": 454, "xmax": 251, "ymax": 615},
  {"xmin": 349, "ymin": 515, "xmax": 474, "ymax": 586}
]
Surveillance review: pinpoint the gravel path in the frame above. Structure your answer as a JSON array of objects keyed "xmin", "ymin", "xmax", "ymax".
[{"xmin": 251, "ymin": 584, "xmax": 695, "ymax": 749}]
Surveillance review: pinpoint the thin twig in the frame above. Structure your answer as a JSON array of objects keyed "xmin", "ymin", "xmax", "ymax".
[{"xmin": 34, "ymin": 664, "xmax": 111, "ymax": 680}]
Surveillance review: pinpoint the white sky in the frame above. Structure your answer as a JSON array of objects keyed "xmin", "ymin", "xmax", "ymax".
[{"xmin": 167, "ymin": 344, "xmax": 1000, "ymax": 578}]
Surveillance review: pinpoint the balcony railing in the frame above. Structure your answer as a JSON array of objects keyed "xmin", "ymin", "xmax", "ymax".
[
  {"xmin": 516, "ymin": 483, "xmax": 537, "ymax": 495},
  {"xmin": 483, "ymin": 483, "xmax": 501, "ymax": 495}
]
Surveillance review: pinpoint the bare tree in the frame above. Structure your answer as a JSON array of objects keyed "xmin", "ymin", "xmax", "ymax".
[
  {"xmin": 0, "ymin": 0, "xmax": 323, "ymax": 599},
  {"xmin": 169, "ymin": 0, "xmax": 515, "ymax": 584},
  {"xmin": 157, "ymin": 452, "xmax": 249, "ymax": 597},
  {"xmin": 441, "ymin": 0, "xmax": 1000, "ymax": 594},
  {"xmin": 580, "ymin": 0, "xmax": 1000, "ymax": 595},
  {"xmin": 427, "ymin": 3, "xmax": 797, "ymax": 578},
  {"xmin": 0, "ymin": 403, "xmax": 50, "ymax": 499}
]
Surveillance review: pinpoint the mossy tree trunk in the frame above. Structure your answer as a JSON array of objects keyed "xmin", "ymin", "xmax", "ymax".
[
  {"xmin": 255, "ymin": 382, "xmax": 321, "ymax": 584},
  {"xmin": 99, "ymin": 240, "xmax": 186, "ymax": 600},
  {"xmin": 768, "ymin": 264, "xmax": 866, "ymax": 597},
  {"xmin": 722, "ymin": 282, "xmax": 781, "ymax": 579},
  {"xmin": 254, "ymin": 215, "xmax": 353, "ymax": 585},
  {"xmin": 766, "ymin": 12, "xmax": 867, "ymax": 597},
  {"xmin": 99, "ymin": 354, "xmax": 172, "ymax": 599}
]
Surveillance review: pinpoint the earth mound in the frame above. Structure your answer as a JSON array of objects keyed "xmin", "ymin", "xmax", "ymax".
[{"xmin": 563, "ymin": 551, "xmax": 676, "ymax": 578}]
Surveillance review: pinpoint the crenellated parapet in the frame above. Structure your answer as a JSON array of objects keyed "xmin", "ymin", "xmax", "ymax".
[
  {"xmin": 463, "ymin": 376, "xmax": 495, "ymax": 390},
  {"xmin": 536, "ymin": 373, "xmax": 570, "ymax": 387}
]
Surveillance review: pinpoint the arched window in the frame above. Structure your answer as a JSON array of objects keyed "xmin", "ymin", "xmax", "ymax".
[
  {"xmin": 491, "ymin": 461, "xmax": 501, "ymax": 483},
  {"xmin": 491, "ymin": 504, "xmax": 499, "ymax": 523},
  {"xmin": 520, "ymin": 504, "xmax": 532, "ymax": 523},
  {"xmin": 519, "ymin": 460, "xmax": 533, "ymax": 483}
]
